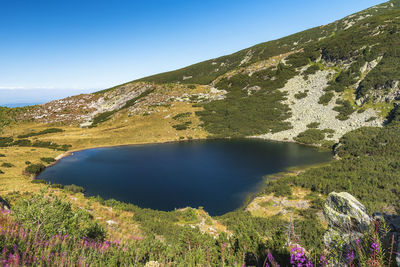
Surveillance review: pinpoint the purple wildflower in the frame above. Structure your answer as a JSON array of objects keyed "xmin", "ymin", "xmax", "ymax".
[
  {"xmin": 347, "ymin": 249, "xmax": 355, "ymax": 263},
  {"xmin": 320, "ymin": 255, "xmax": 328, "ymax": 265},
  {"xmin": 290, "ymin": 246, "xmax": 307, "ymax": 266},
  {"xmin": 371, "ymin": 242, "xmax": 380, "ymax": 253}
]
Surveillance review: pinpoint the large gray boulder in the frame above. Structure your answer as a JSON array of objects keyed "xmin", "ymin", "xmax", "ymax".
[{"xmin": 323, "ymin": 192, "xmax": 370, "ymax": 246}]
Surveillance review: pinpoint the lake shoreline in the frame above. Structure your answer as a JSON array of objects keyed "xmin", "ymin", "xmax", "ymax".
[
  {"xmin": 236, "ymin": 160, "xmax": 334, "ymax": 214},
  {"xmin": 54, "ymin": 135, "xmax": 331, "ymax": 164},
  {"xmin": 42, "ymin": 138, "xmax": 333, "ymax": 216}
]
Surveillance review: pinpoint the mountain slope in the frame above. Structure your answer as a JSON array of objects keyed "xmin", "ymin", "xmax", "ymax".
[{"xmin": 1, "ymin": 0, "xmax": 400, "ymax": 148}]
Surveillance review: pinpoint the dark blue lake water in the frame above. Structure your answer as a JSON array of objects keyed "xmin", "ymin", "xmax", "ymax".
[{"xmin": 38, "ymin": 139, "xmax": 332, "ymax": 215}]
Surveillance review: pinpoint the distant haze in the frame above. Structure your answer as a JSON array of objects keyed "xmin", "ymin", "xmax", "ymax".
[{"xmin": 0, "ymin": 88, "xmax": 96, "ymax": 107}]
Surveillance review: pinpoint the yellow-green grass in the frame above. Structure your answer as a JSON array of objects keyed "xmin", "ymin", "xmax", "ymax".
[
  {"xmin": 246, "ymin": 187, "xmax": 313, "ymax": 219},
  {"xmin": 0, "ymin": 147, "xmax": 59, "ymax": 193},
  {"xmin": 3, "ymin": 102, "xmax": 208, "ymax": 151},
  {"xmin": 342, "ymin": 87, "xmax": 393, "ymax": 118}
]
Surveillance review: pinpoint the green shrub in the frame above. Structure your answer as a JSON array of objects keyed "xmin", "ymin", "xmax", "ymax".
[
  {"xmin": 180, "ymin": 208, "xmax": 198, "ymax": 222},
  {"xmin": 366, "ymin": 116, "xmax": 377, "ymax": 122},
  {"xmin": 324, "ymin": 84, "xmax": 345, "ymax": 93},
  {"xmin": 25, "ymin": 161, "xmax": 31, "ymax": 165},
  {"xmin": 17, "ymin": 128, "xmax": 64, "ymax": 138},
  {"xmin": 294, "ymin": 91, "xmax": 308, "ymax": 99},
  {"xmin": 1, "ymin": 162, "xmax": 14, "ymax": 168},
  {"xmin": 0, "ymin": 153, "xmax": 5, "ymax": 157},
  {"xmin": 64, "ymin": 184, "xmax": 85, "ymax": 194},
  {"xmin": 31, "ymin": 179, "xmax": 48, "ymax": 184},
  {"xmin": 172, "ymin": 112, "xmax": 192, "ymax": 120},
  {"xmin": 41, "ymin": 157, "xmax": 56, "ymax": 164},
  {"xmin": 196, "ymin": 64, "xmax": 295, "ymax": 137},
  {"xmin": 294, "ymin": 129, "xmax": 325, "ymax": 145},
  {"xmin": 333, "ymin": 100, "xmax": 355, "ymax": 120},
  {"xmin": 50, "ymin": 183, "xmax": 63, "ymax": 189},
  {"xmin": 318, "ymin": 92, "xmax": 334, "ymax": 105},
  {"xmin": 321, "ymin": 140, "xmax": 336, "ymax": 149},
  {"xmin": 12, "ymin": 192, "xmax": 105, "ymax": 240},
  {"xmin": 13, "ymin": 139, "xmax": 32, "ymax": 146},
  {"xmin": 32, "ymin": 141, "xmax": 71, "ymax": 151},
  {"xmin": 265, "ymin": 181, "xmax": 292, "ymax": 197},
  {"xmin": 172, "ymin": 121, "xmax": 192, "ymax": 130},
  {"xmin": 0, "ymin": 137, "xmax": 13, "ymax": 147},
  {"xmin": 0, "ymin": 170, "xmax": 3, "ymax": 174},
  {"xmin": 322, "ymin": 128, "xmax": 335, "ymax": 134},
  {"xmin": 90, "ymin": 111, "xmax": 116, "ymax": 127},
  {"xmin": 303, "ymin": 64, "xmax": 320, "ymax": 79},
  {"xmin": 24, "ymin": 164, "xmax": 46, "ymax": 175},
  {"xmin": 306, "ymin": 122, "xmax": 320, "ymax": 129},
  {"xmin": 32, "ymin": 141, "xmax": 56, "ymax": 149}
]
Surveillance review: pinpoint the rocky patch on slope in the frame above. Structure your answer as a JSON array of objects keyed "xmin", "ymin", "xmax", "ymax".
[{"xmin": 256, "ymin": 70, "xmax": 383, "ymax": 142}]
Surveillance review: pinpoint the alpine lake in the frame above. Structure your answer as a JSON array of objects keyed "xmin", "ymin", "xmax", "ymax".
[{"xmin": 38, "ymin": 139, "xmax": 332, "ymax": 216}]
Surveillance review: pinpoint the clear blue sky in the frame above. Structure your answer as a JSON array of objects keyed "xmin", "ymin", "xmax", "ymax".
[{"xmin": 0, "ymin": 0, "xmax": 385, "ymax": 95}]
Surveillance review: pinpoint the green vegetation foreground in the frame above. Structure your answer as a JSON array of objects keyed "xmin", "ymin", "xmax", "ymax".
[{"xmin": 0, "ymin": 118, "xmax": 399, "ymax": 265}]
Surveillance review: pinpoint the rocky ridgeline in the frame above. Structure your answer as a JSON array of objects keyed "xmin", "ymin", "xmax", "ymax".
[
  {"xmin": 324, "ymin": 192, "xmax": 400, "ymax": 266},
  {"xmin": 18, "ymin": 81, "xmax": 226, "ymax": 127},
  {"xmin": 20, "ymin": 94, "xmax": 99, "ymax": 124},
  {"xmin": 256, "ymin": 70, "xmax": 383, "ymax": 142}
]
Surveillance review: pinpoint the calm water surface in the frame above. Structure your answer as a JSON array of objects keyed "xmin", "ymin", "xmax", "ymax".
[{"xmin": 38, "ymin": 139, "xmax": 331, "ymax": 215}]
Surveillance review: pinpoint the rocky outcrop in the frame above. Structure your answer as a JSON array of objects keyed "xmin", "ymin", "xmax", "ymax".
[
  {"xmin": 323, "ymin": 192, "xmax": 370, "ymax": 247},
  {"xmin": 145, "ymin": 261, "xmax": 160, "ymax": 267}
]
